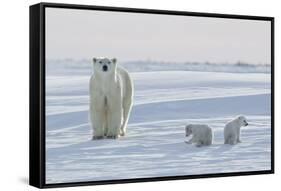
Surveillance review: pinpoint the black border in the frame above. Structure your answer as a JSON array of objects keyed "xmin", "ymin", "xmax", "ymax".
[{"xmin": 29, "ymin": 2, "xmax": 275, "ymax": 189}]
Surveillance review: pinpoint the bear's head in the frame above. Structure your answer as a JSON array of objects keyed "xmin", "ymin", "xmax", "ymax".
[
  {"xmin": 92, "ymin": 57, "xmax": 117, "ymax": 75},
  {"xmin": 185, "ymin": 125, "xmax": 193, "ymax": 137},
  {"xmin": 237, "ymin": 115, "xmax": 248, "ymax": 127}
]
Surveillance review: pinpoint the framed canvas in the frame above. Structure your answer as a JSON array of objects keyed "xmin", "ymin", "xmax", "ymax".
[{"xmin": 29, "ymin": 2, "xmax": 274, "ymax": 188}]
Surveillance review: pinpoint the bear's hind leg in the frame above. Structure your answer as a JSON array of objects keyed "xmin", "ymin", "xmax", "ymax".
[
  {"xmin": 120, "ymin": 99, "xmax": 133, "ymax": 136},
  {"xmin": 205, "ymin": 138, "xmax": 212, "ymax": 146},
  {"xmin": 225, "ymin": 134, "xmax": 237, "ymax": 145}
]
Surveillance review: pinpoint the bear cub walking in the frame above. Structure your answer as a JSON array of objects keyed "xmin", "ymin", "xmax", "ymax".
[{"xmin": 185, "ymin": 124, "xmax": 213, "ymax": 147}]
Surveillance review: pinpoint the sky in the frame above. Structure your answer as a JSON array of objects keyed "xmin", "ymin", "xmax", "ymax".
[{"xmin": 46, "ymin": 7, "xmax": 271, "ymax": 64}]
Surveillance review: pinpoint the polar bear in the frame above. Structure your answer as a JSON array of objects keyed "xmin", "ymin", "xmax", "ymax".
[
  {"xmin": 185, "ymin": 124, "xmax": 213, "ymax": 147},
  {"xmin": 89, "ymin": 57, "xmax": 133, "ymax": 139},
  {"xmin": 224, "ymin": 115, "xmax": 248, "ymax": 145}
]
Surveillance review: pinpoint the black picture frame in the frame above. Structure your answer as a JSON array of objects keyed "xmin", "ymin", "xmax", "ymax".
[{"xmin": 29, "ymin": 2, "xmax": 275, "ymax": 189}]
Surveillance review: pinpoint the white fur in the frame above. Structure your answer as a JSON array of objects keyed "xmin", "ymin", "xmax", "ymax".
[
  {"xmin": 89, "ymin": 57, "xmax": 133, "ymax": 139},
  {"xmin": 224, "ymin": 115, "xmax": 248, "ymax": 145},
  {"xmin": 185, "ymin": 124, "xmax": 213, "ymax": 147}
]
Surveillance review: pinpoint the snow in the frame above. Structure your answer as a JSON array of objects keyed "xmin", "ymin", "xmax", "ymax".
[{"xmin": 45, "ymin": 63, "xmax": 271, "ymax": 184}]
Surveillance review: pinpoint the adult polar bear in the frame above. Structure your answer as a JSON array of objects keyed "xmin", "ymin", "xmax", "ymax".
[{"xmin": 89, "ymin": 57, "xmax": 133, "ymax": 139}]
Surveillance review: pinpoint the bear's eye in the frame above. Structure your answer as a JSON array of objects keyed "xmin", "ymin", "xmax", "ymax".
[{"xmin": 99, "ymin": 61, "xmax": 102, "ymax": 64}]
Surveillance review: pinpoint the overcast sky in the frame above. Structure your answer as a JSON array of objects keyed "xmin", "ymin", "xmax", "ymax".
[{"xmin": 46, "ymin": 7, "xmax": 271, "ymax": 64}]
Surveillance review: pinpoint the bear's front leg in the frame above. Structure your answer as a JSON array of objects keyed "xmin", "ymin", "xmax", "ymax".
[
  {"xmin": 107, "ymin": 92, "xmax": 123, "ymax": 139},
  {"xmin": 237, "ymin": 128, "xmax": 242, "ymax": 143},
  {"xmin": 195, "ymin": 141, "xmax": 203, "ymax": 147},
  {"xmin": 186, "ymin": 137, "xmax": 194, "ymax": 144},
  {"xmin": 91, "ymin": 107, "xmax": 105, "ymax": 140},
  {"xmin": 107, "ymin": 107, "xmax": 123, "ymax": 139}
]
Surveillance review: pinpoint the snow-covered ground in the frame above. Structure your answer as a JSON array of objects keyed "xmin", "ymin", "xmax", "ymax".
[{"xmin": 46, "ymin": 64, "xmax": 271, "ymax": 184}]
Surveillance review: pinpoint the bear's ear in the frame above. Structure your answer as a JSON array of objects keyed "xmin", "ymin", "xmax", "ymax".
[
  {"xmin": 93, "ymin": 57, "xmax": 97, "ymax": 63},
  {"xmin": 111, "ymin": 58, "xmax": 117, "ymax": 64}
]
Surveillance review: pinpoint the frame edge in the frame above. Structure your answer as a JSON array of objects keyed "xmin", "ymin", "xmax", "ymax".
[
  {"xmin": 29, "ymin": 3, "xmax": 44, "ymax": 188},
  {"xmin": 30, "ymin": 2, "xmax": 275, "ymax": 188}
]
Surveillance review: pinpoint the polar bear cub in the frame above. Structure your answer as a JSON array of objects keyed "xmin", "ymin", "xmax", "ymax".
[
  {"xmin": 224, "ymin": 115, "xmax": 248, "ymax": 145},
  {"xmin": 185, "ymin": 124, "xmax": 213, "ymax": 147},
  {"xmin": 89, "ymin": 57, "xmax": 133, "ymax": 139}
]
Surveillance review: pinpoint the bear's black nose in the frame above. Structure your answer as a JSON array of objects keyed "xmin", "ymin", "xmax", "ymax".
[{"xmin": 102, "ymin": 65, "xmax": 108, "ymax": 72}]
